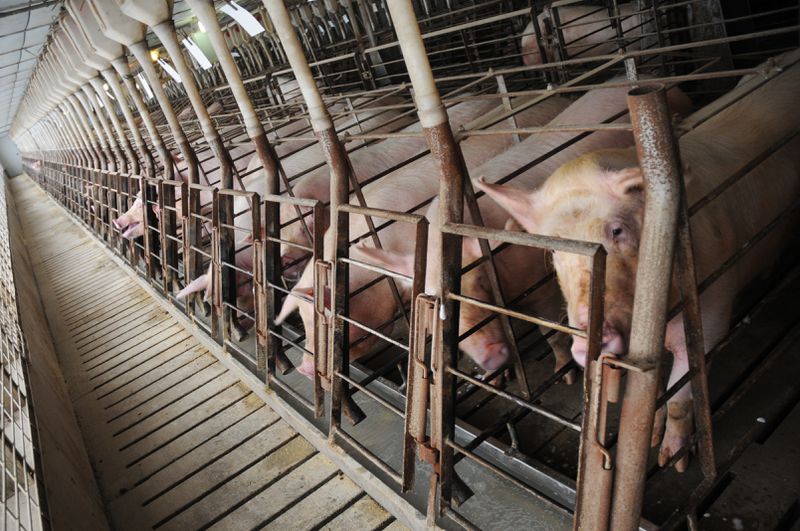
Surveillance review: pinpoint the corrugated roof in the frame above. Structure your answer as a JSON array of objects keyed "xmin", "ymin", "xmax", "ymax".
[{"xmin": 0, "ymin": 1, "xmax": 62, "ymax": 136}]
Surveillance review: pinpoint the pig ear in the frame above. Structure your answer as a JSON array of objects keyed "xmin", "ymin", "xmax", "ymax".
[
  {"xmin": 356, "ymin": 245, "xmax": 415, "ymax": 278},
  {"xmin": 474, "ymin": 176, "xmax": 539, "ymax": 233},
  {"xmin": 275, "ymin": 286, "xmax": 312, "ymax": 324},
  {"xmin": 606, "ymin": 167, "xmax": 644, "ymax": 198}
]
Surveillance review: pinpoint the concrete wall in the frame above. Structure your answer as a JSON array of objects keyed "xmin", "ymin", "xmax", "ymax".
[{"xmin": 0, "ymin": 135, "xmax": 22, "ymax": 177}]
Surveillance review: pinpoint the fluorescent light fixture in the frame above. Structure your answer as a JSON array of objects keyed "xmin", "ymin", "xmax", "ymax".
[
  {"xmin": 157, "ymin": 58, "xmax": 182, "ymax": 83},
  {"xmin": 96, "ymin": 94, "xmax": 104, "ymax": 108},
  {"xmin": 182, "ymin": 37, "xmax": 213, "ymax": 70},
  {"xmin": 220, "ymin": 1, "xmax": 265, "ymax": 37},
  {"xmin": 136, "ymin": 73, "xmax": 154, "ymax": 100},
  {"xmin": 198, "ymin": 20, "xmax": 206, "ymax": 32}
]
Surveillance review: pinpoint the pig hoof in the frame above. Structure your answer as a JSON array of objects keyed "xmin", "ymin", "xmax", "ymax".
[
  {"xmin": 658, "ymin": 434, "xmax": 690, "ymax": 472},
  {"xmin": 231, "ymin": 321, "xmax": 248, "ymax": 342},
  {"xmin": 201, "ymin": 301, "xmax": 211, "ymax": 317},
  {"xmin": 651, "ymin": 406, "xmax": 667, "ymax": 447}
]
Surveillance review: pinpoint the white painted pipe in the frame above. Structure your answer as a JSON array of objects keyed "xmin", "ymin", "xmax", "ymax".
[{"xmin": 262, "ymin": 0, "xmax": 333, "ymax": 132}]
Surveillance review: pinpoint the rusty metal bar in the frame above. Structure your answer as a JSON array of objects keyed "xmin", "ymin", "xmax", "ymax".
[
  {"xmin": 384, "ymin": 0, "xmax": 474, "ymax": 515},
  {"xmin": 609, "ymin": 84, "xmax": 682, "ymax": 531}
]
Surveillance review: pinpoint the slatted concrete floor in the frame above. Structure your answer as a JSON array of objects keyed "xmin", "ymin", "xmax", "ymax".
[{"xmin": 9, "ymin": 175, "xmax": 406, "ymax": 531}]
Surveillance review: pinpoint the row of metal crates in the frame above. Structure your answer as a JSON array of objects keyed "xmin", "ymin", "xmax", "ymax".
[{"xmin": 13, "ymin": 0, "xmax": 800, "ymax": 529}]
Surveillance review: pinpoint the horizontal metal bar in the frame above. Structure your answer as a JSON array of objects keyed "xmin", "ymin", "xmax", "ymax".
[
  {"xmin": 448, "ymin": 367, "xmax": 582, "ymax": 431},
  {"xmin": 339, "ymin": 256, "xmax": 414, "ymax": 283},
  {"xmin": 443, "ymin": 222, "xmax": 604, "ymax": 257},
  {"xmin": 335, "ymin": 314, "xmax": 408, "ymax": 351},
  {"xmin": 448, "ymin": 292, "xmax": 584, "ymax": 337},
  {"xmin": 334, "ymin": 371, "xmax": 405, "ymax": 418}
]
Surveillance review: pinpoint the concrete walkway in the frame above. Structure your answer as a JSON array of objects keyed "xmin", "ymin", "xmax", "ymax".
[{"xmin": 9, "ymin": 174, "xmax": 407, "ymax": 531}]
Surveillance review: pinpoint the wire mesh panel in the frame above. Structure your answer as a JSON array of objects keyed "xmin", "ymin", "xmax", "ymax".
[{"xmin": 0, "ymin": 170, "xmax": 47, "ymax": 531}]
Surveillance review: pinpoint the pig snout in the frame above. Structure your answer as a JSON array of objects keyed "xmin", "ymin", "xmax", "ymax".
[
  {"xmin": 297, "ymin": 354, "xmax": 315, "ymax": 379},
  {"xmin": 473, "ymin": 342, "xmax": 510, "ymax": 372},
  {"xmin": 570, "ymin": 306, "xmax": 625, "ymax": 367},
  {"xmin": 113, "ymin": 214, "xmax": 129, "ymax": 230}
]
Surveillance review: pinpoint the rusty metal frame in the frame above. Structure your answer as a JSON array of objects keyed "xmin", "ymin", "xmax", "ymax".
[{"xmin": 329, "ymin": 202, "xmax": 428, "ymax": 491}]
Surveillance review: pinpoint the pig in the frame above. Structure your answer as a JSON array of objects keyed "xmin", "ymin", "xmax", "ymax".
[
  {"xmin": 275, "ymin": 96, "xmax": 572, "ymax": 378},
  {"xmin": 359, "ymin": 201, "xmax": 571, "ymax": 374},
  {"xmin": 521, "ymin": 3, "xmax": 642, "ymax": 66},
  {"xmin": 348, "ymin": 80, "xmax": 690, "ymax": 379},
  {"xmin": 476, "ymin": 58, "xmax": 800, "ymax": 470},
  {"xmin": 276, "ymin": 97, "xmax": 503, "ymax": 280},
  {"xmin": 174, "ymin": 96, "xmax": 410, "ymax": 306},
  {"xmin": 275, "ymin": 230, "xmax": 408, "ymax": 379}
]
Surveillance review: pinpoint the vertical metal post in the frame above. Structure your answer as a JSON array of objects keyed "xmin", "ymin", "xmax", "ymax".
[
  {"xmin": 187, "ymin": 0, "xmax": 290, "ymax": 378},
  {"xmin": 263, "ymin": 0, "xmax": 366, "ymax": 425},
  {"xmin": 573, "ymin": 249, "xmax": 609, "ymax": 531},
  {"xmin": 609, "ymin": 84, "xmax": 682, "ymax": 531},
  {"xmin": 89, "ymin": 76, "xmax": 136, "ymax": 175},
  {"xmin": 384, "ymin": 0, "xmax": 473, "ymax": 516},
  {"xmin": 102, "ymin": 65, "xmax": 156, "ymax": 177}
]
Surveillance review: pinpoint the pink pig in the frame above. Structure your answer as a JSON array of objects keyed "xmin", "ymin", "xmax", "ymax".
[{"xmin": 477, "ymin": 57, "xmax": 800, "ymax": 470}]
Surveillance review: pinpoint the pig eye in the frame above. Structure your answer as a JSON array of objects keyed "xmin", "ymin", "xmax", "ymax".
[{"xmin": 608, "ymin": 223, "xmax": 625, "ymax": 242}]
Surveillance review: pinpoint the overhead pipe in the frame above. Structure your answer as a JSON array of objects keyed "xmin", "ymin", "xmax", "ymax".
[
  {"xmin": 61, "ymin": 96, "xmax": 101, "ymax": 170},
  {"xmin": 187, "ymin": 0, "xmax": 282, "ymax": 194},
  {"xmin": 46, "ymin": 113, "xmax": 76, "ymax": 167},
  {"xmin": 67, "ymin": 0, "xmax": 156, "ymax": 176},
  {"xmin": 129, "ymin": 41, "xmax": 200, "ymax": 183},
  {"xmin": 384, "ymin": 0, "xmax": 474, "ymax": 511},
  {"xmin": 98, "ymin": 69, "xmax": 149, "ymax": 176},
  {"xmin": 263, "ymin": 0, "xmax": 368, "ymax": 421},
  {"xmin": 88, "ymin": 77, "xmax": 135, "ymax": 174},
  {"xmin": 62, "ymin": 11, "xmax": 137, "ymax": 174},
  {"xmin": 68, "ymin": 93, "xmax": 108, "ymax": 170},
  {"xmin": 50, "ymin": 30, "xmax": 115, "ymax": 171},
  {"xmin": 84, "ymin": 0, "xmax": 181, "ymax": 180},
  {"xmin": 54, "ymin": 108, "xmax": 87, "ymax": 168},
  {"xmin": 113, "ymin": 57, "xmax": 173, "ymax": 179},
  {"xmin": 75, "ymin": 87, "xmax": 119, "ymax": 172},
  {"xmin": 187, "ymin": 0, "xmax": 292, "ymax": 376},
  {"xmin": 57, "ymin": 22, "xmax": 127, "ymax": 173},
  {"xmin": 43, "ymin": 52, "xmax": 105, "ymax": 171},
  {"xmin": 37, "ymin": 58, "xmax": 95, "ymax": 169},
  {"xmin": 143, "ymin": 6, "xmax": 238, "ymax": 188},
  {"xmin": 262, "ymin": 0, "xmax": 350, "ymax": 261}
]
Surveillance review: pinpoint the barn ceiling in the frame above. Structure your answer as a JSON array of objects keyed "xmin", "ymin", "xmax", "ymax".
[{"xmin": 0, "ymin": 0, "xmax": 62, "ymax": 137}]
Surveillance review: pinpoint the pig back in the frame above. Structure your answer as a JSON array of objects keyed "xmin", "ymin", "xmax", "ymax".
[
  {"xmin": 681, "ymin": 59, "xmax": 800, "ymax": 288},
  {"xmin": 347, "ymin": 97, "xmax": 571, "ymax": 255}
]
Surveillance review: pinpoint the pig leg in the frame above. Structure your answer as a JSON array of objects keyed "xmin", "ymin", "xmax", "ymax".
[
  {"xmin": 659, "ymin": 279, "xmax": 733, "ymax": 471},
  {"xmin": 660, "ymin": 317, "xmax": 693, "ymax": 472},
  {"xmin": 546, "ymin": 330, "xmax": 575, "ymax": 384}
]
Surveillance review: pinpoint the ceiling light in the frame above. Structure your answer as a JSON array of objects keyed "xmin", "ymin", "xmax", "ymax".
[
  {"xmin": 220, "ymin": 1, "xmax": 265, "ymax": 37},
  {"xmin": 182, "ymin": 37, "xmax": 213, "ymax": 70},
  {"xmin": 157, "ymin": 58, "xmax": 182, "ymax": 83}
]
